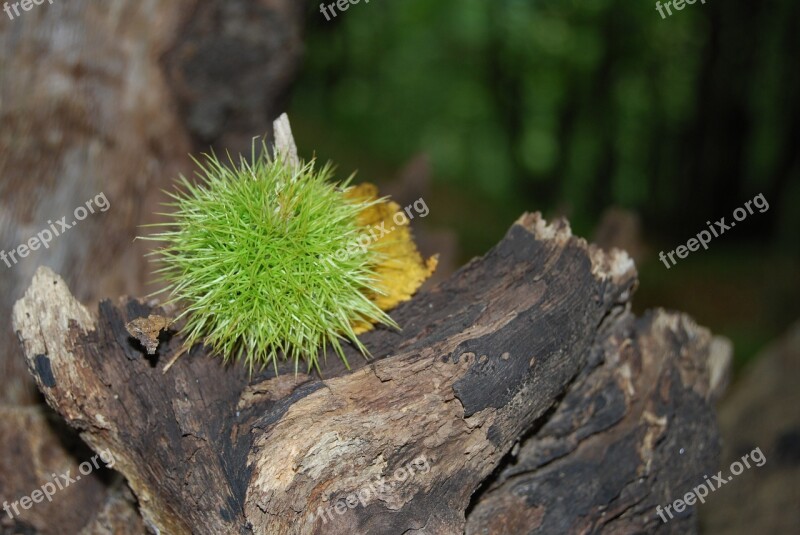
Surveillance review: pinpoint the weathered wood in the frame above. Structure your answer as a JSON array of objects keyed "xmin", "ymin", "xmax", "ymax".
[
  {"xmin": 0, "ymin": 0, "xmax": 194, "ymax": 407},
  {"xmin": 11, "ymin": 213, "xmax": 728, "ymax": 534},
  {"xmin": 465, "ymin": 311, "xmax": 729, "ymax": 534},
  {"xmin": 0, "ymin": 405, "xmax": 144, "ymax": 535},
  {"xmin": 162, "ymin": 1, "xmax": 305, "ymax": 155},
  {"xmin": 702, "ymin": 321, "xmax": 800, "ymax": 534},
  {"xmin": 0, "ymin": 0, "xmax": 306, "ymax": 405},
  {"xmin": 0, "ymin": 4, "xmax": 304, "ymax": 532}
]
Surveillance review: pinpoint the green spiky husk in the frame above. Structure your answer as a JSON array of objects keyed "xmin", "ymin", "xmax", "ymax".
[{"xmin": 144, "ymin": 145, "xmax": 396, "ymax": 374}]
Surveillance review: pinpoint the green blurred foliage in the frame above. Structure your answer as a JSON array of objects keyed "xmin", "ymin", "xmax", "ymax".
[
  {"xmin": 295, "ymin": 0, "xmax": 798, "ymax": 245},
  {"xmin": 291, "ymin": 0, "xmax": 800, "ymax": 369}
]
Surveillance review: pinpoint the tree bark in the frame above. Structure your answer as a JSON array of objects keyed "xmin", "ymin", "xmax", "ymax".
[
  {"xmin": 0, "ymin": 4, "xmax": 303, "ymax": 532},
  {"xmin": 0, "ymin": 0, "xmax": 304, "ymax": 406},
  {"xmin": 11, "ymin": 213, "xmax": 731, "ymax": 534}
]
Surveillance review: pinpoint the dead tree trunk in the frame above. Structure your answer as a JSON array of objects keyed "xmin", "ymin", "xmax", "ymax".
[
  {"xmin": 0, "ymin": 0, "xmax": 305, "ymax": 407},
  {"xmin": 11, "ymin": 214, "xmax": 730, "ymax": 535}
]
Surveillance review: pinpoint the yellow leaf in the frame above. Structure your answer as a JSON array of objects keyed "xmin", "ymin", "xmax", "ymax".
[{"xmin": 344, "ymin": 183, "xmax": 437, "ymax": 334}]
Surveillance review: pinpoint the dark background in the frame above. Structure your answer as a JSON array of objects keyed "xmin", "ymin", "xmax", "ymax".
[{"xmin": 290, "ymin": 0, "xmax": 799, "ymax": 371}]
